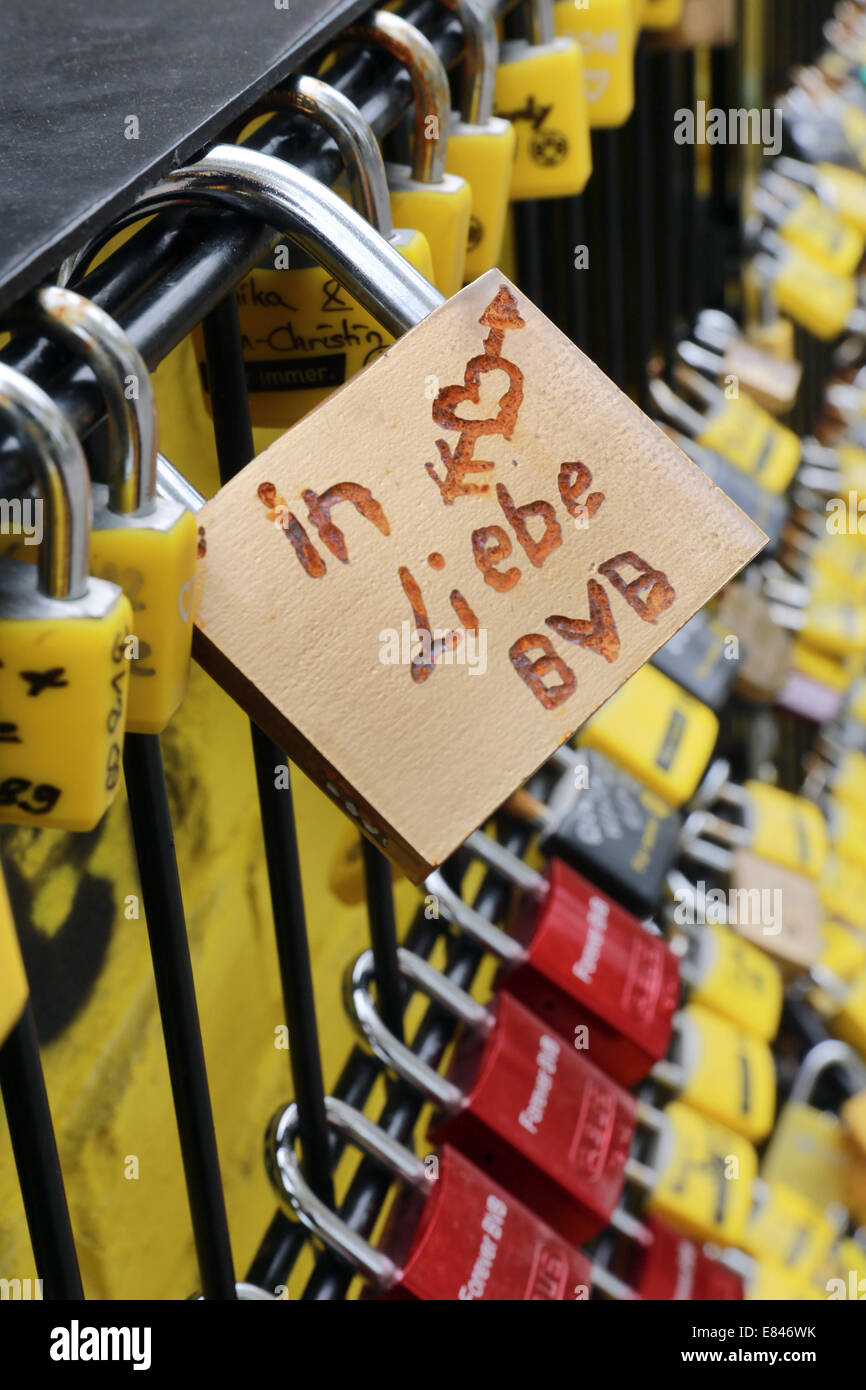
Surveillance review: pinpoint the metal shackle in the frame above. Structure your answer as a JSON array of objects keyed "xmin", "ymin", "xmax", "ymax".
[
  {"xmin": 342, "ymin": 10, "xmax": 451, "ymax": 184},
  {"xmin": 424, "ymin": 866, "xmax": 526, "ymax": 965},
  {"xmin": 62, "ymin": 143, "xmax": 444, "ymax": 340},
  {"xmin": 440, "ymin": 0, "xmax": 499, "ymax": 126},
  {"xmin": 28, "ymin": 286, "xmax": 157, "ymax": 517},
  {"xmin": 527, "ymin": 0, "xmax": 557, "ymax": 47},
  {"xmin": 345, "ymin": 946, "xmax": 494, "ymax": 1111},
  {"xmin": 232, "ymin": 74, "xmax": 394, "ymax": 239},
  {"xmin": 790, "ymin": 1038, "xmax": 866, "ymax": 1103},
  {"xmin": 266, "ymin": 1093, "xmax": 428, "ymax": 1289},
  {"xmin": 0, "ymin": 363, "xmax": 90, "ymax": 600}
]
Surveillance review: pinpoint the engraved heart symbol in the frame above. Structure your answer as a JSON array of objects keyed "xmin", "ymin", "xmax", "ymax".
[{"xmin": 433, "ymin": 353, "xmax": 524, "ymax": 439}]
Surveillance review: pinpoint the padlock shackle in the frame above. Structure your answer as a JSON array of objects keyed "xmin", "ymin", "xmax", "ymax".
[
  {"xmin": 440, "ymin": 0, "xmax": 499, "ymax": 126},
  {"xmin": 343, "ymin": 11, "xmax": 451, "ymax": 185},
  {"xmin": 464, "ymin": 829, "xmax": 548, "ymax": 900},
  {"xmin": 30, "ymin": 286, "xmax": 157, "ymax": 517},
  {"xmin": 345, "ymin": 947, "xmax": 493, "ymax": 1111},
  {"xmin": 528, "ymin": 0, "xmax": 556, "ymax": 47},
  {"xmin": 677, "ymin": 339, "xmax": 724, "ymax": 379},
  {"xmin": 267, "ymin": 1095, "xmax": 428, "ymax": 1288},
  {"xmin": 789, "ymin": 1038, "xmax": 866, "ymax": 1103},
  {"xmin": 239, "ymin": 75, "xmax": 395, "ymax": 239},
  {"xmin": 649, "ymin": 378, "xmax": 706, "ymax": 438},
  {"xmin": 63, "ymin": 145, "xmax": 444, "ymax": 341},
  {"xmin": 424, "ymin": 869, "xmax": 527, "ymax": 965},
  {"xmin": 0, "ymin": 363, "xmax": 90, "ymax": 600}
]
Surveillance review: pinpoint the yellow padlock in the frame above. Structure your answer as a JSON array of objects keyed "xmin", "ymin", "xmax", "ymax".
[
  {"xmin": 826, "ymin": 970, "xmax": 866, "ymax": 1057},
  {"xmin": 347, "ymin": 11, "xmax": 471, "ymax": 296},
  {"xmin": 789, "ymin": 635, "xmax": 864, "ymax": 695},
  {"xmin": 493, "ymin": 0, "xmax": 592, "ymax": 199},
  {"xmin": 32, "ymin": 286, "xmax": 196, "ymax": 735},
  {"xmin": 744, "ymin": 781, "xmax": 828, "ymax": 879},
  {"xmin": 842, "ymin": 1088, "xmax": 866, "ymax": 1159},
  {"xmin": 827, "ymin": 748, "xmax": 866, "ymax": 816},
  {"xmin": 744, "ymin": 1180, "xmax": 840, "ymax": 1280},
  {"xmin": 194, "ymin": 75, "xmax": 435, "ymax": 435},
  {"xmin": 683, "ymin": 921, "xmax": 783, "ymax": 1043},
  {"xmin": 0, "ymin": 864, "xmax": 28, "ymax": 1046},
  {"xmin": 554, "ymin": 0, "xmax": 636, "ymax": 129},
  {"xmin": 760, "ymin": 244, "xmax": 858, "ymax": 341},
  {"xmin": 579, "ymin": 664, "xmax": 719, "ymax": 808},
  {"xmin": 827, "ymin": 798, "xmax": 866, "ymax": 873},
  {"xmin": 758, "ymin": 172, "xmax": 866, "ymax": 276},
  {"xmin": 809, "ymin": 921, "xmax": 866, "ymax": 1018},
  {"xmin": 652, "ymin": 1004, "xmax": 776, "ymax": 1142},
  {"xmin": 0, "ymin": 366, "xmax": 131, "ymax": 830},
  {"xmin": 849, "ymin": 676, "xmax": 866, "ymax": 728},
  {"xmin": 820, "ymin": 852, "xmax": 866, "ymax": 929},
  {"xmin": 442, "ymin": 0, "xmax": 516, "ymax": 278},
  {"xmin": 762, "ymin": 1046, "xmax": 854, "ymax": 1211},
  {"xmin": 817, "ymin": 162, "xmax": 866, "ymax": 235},
  {"xmin": 639, "ymin": 1100, "xmax": 758, "ymax": 1247},
  {"xmin": 744, "ymin": 1261, "xmax": 823, "ymax": 1301},
  {"xmin": 642, "ymin": 0, "xmax": 683, "ymax": 28},
  {"xmin": 693, "ymin": 390, "xmax": 800, "ymax": 494}
]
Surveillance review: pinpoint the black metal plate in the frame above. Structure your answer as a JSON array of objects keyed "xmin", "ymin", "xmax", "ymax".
[{"xmin": 0, "ymin": 0, "xmax": 371, "ymax": 309}]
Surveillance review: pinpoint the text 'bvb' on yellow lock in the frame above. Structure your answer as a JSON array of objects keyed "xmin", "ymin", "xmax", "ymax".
[
  {"xmin": 554, "ymin": 0, "xmax": 636, "ymax": 130},
  {"xmin": 0, "ymin": 364, "xmax": 131, "ymax": 829},
  {"xmin": 32, "ymin": 286, "xmax": 196, "ymax": 735},
  {"xmin": 578, "ymin": 662, "xmax": 719, "ymax": 808},
  {"xmin": 632, "ymin": 1099, "xmax": 758, "ymax": 1247},
  {"xmin": 441, "ymin": 0, "xmax": 516, "ymax": 278},
  {"xmin": 194, "ymin": 74, "xmax": 435, "ymax": 436},
  {"xmin": 492, "ymin": 0, "xmax": 592, "ymax": 200},
  {"xmin": 345, "ymin": 10, "xmax": 471, "ymax": 296}
]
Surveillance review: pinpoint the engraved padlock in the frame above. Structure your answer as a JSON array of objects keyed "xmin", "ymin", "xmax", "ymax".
[
  {"xmin": 266, "ymin": 1093, "xmax": 594, "ymax": 1299},
  {"xmin": 342, "ymin": 11, "xmax": 472, "ymax": 295},
  {"xmin": 345, "ymin": 946, "xmax": 657, "ymax": 1243},
  {"xmin": 194, "ymin": 74, "xmax": 435, "ymax": 435},
  {"xmin": 493, "ymin": 0, "xmax": 592, "ymax": 199},
  {"xmin": 426, "ymin": 827, "xmax": 680, "ymax": 1086},
  {"xmin": 30, "ymin": 286, "xmax": 196, "ymax": 734},
  {"xmin": 0, "ymin": 365, "xmax": 131, "ymax": 829},
  {"xmin": 506, "ymin": 745, "xmax": 684, "ymax": 918},
  {"xmin": 441, "ymin": 0, "xmax": 516, "ymax": 277}
]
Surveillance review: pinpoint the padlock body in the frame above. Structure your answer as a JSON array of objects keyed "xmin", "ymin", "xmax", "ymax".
[
  {"xmin": 779, "ymin": 194, "xmax": 865, "ymax": 277},
  {"xmin": 195, "ymin": 229, "xmax": 435, "ymax": 432},
  {"xmin": 645, "ymin": 1100, "xmax": 758, "ymax": 1246},
  {"xmin": 0, "ymin": 870, "xmax": 28, "ymax": 1044},
  {"xmin": 493, "ymin": 38, "xmax": 592, "ymax": 199},
  {"xmin": 772, "ymin": 250, "xmax": 856, "ymax": 341},
  {"xmin": 695, "ymin": 396, "xmax": 800, "ymax": 494},
  {"xmin": 0, "ymin": 566, "xmax": 131, "ymax": 830},
  {"xmin": 554, "ymin": 0, "xmax": 635, "ymax": 130},
  {"xmin": 642, "ymin": 0, "xmax": 684, "ymax": 28},
  {"xmin": 579, "ymin": 664, "xmax": 719, "ymax": 807},
  {"xmin": 688, "ymin": 922, "xmax": 783, "ymax": 1042},
  {"xmin": 629, "ymin": 1215, "xmax": 743, "ymax": 1300},
  {"xmin": 743, "ymin": 1180, "xmax": 837, "ymax": 1280},
  {"xmin": 673, "ymin": 1004, "xmax": 776, "ymax": 1142},
  {"xmin": 541, "ymin": 749, "xmax": 683, "ymax": 918},
  {"xmin": 744, "ymin": 781, "xmax": 828, "ymax": 878},
  {"xmin": 505, "ymin": 858, "xmax": 680, "ymax": 1085},
  {"xmin": 90, "ymin": 502, "xmax": 197, "ymax": 734},
  {"xmin": 388, "ymin": 166, "xmax": 472, "ymax": 297},
  {"xmin": 430, "ymin": 991, "xmax": 636, "ymax": 1244},
  {"xmin": 728, "ymin": 849, "xmax": 822, "ymax": 975},
  {"xmin": 445, "ymin": 117, "xmax": 516, "ymax": 278},
  {"xmin": 762, "ymin": 1102, "xmax": 849, "ymax": 1210},
  {"xmin": 830, "ymin": 974, "xmax": 866, "ymax": 1058},
  {"xmin": 650, "ymin": 610, "xmax": 738, "ymax": 709},
  {"xmin": 376, "ymin": 1143, "xmax": 593, "ymax": 1300}
]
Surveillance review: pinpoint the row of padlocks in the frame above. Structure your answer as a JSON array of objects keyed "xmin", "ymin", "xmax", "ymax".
[{"xmin": 2, "ymin": 0, "xmax": 866, "ymax": 1315}]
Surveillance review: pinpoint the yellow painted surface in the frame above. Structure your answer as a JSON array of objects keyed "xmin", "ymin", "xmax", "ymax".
[{"xmin": 0, "ymin": 334, "xmax": 421, "ymax": 1298}]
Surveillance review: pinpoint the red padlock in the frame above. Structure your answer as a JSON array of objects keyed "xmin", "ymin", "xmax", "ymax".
[
  {"xmin": 620, "ymin": 1212, "xmax": 745, "ymax": 1301},
  {"xmin": 428, "ymin": 831, "xmax": 681, "ymax": 1087},
  {"xmin": 266, "ymin": 1094, "xmax": 597, "ymax": 1300},
  {"xmin": 345, "ymin": 948, "xmax": 658, "ymax": 1245}
]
